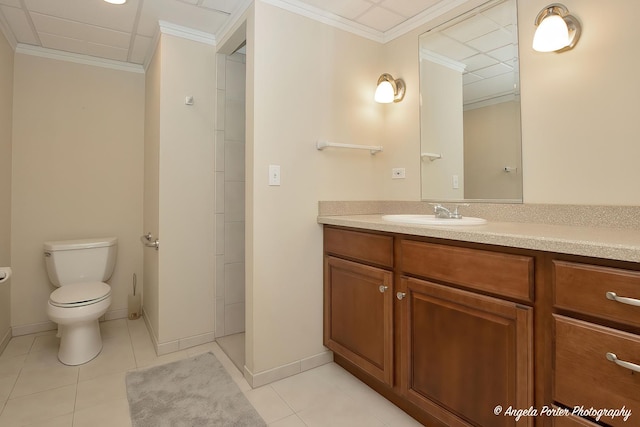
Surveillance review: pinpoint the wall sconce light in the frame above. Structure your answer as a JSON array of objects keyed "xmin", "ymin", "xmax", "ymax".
[
  {"xmin": 374, "ymin": 73, "xmax": 405, "ymax": 103},
  {"xmin": 533, "ymin": 3, "xmax": 581, "ymax": 52}
]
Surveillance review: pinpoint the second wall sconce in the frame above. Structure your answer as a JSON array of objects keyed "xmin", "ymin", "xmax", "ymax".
[
  {"xmin": 374, "ymin": 73, "xmax": 405, "ymax": 103},
  {"xmin": 533, "ymin": 3, "xmax": 581, "ymax": 52}
]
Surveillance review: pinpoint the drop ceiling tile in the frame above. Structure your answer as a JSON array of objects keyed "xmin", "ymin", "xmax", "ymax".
[
  {"xmin": 296, "ymin": 0, "xmax": 372, "ymax": 21},
  {"xmin": 442, "ymin": 14, "xmax": 499, "ymax": 43},
  {"xmin": 130, "ymin": 34, "xmax": 152, "ymax": 64},
  {"xmin": 463, "ymin": 72, "xmax": 482, "ymax": 86},
  {"xmin": 421, "ymin": 33, "xmax": 477, "ymax": 61},
  {"xmin": 0, "ymin": 0, "xmax": 21, "ymax": 7},
  {"xmin": 0, "ymin": 5, "xmax": 39, "ymax": 44},
  {"xmin": 472, "ymin": 62, "xmax": 512, "ymax": 79},
  {"xmin": 487, "ymin": 44, "xmax": 516, "ymax": 62},
  {"xmin": 201, "ymin": 0, "xmax": 237, "ymax": 14},
  {"xmin": 31, "ymin": 13, "xmax": 130, "ymax": 49},
  {"xmin": 379, "ymin": 0, "xmax": 441, "ymax": 19},
  {"xmin": 24, "ymin": 0, "xmax": 140, "ymax": 33},
  {"xmin": 466, "ymin": 28, "xmax": 511, "ymax": 52},
  {"xmin": 85, "ymin": 41, "xmax": 128, "ymax": 61},
  {"xmin": 137, "ymin": 0, "xmax": 228, "ymax": 38},
  {"xmin": 356, "ymin": 5, "xmax": 405, "ymax": 32},
  {"xmin": 481, "ymin": 0, "xmax": 516, "ymax": 27},
  {"xmin": 462, "ymin": 53, "xmax": 498, "ymax": 72},
  {"xmin": 463, "ymin": 72, "xmax": 516, "ymax": 103}
]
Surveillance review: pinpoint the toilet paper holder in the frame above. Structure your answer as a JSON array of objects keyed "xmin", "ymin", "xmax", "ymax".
[{"xmin": 140, "ymin": 233, "xmax": 159, "ymax": 250}]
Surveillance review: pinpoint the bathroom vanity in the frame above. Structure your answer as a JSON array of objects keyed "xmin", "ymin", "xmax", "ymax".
[{"xmin": 319, "ymin": 207, "xmax": 640, "ymax": 427}]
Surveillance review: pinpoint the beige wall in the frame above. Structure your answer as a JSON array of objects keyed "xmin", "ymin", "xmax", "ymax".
[
  {"xmin": 420, "ymin": 59, "xmax": 464, "ymax": 200},
  {"xmin": 0, "ymin": 31, "xmax": 13, "ymax": 347},
  {"xmin": 518, "ymin": 0, "xmax": 640, "ymax": 205},
  {"xmin": 247, "ymin": 2, "xmax": 385, "ymax": 374},
  {"xmin": 11, "ymin": 54, "xmax": 145, "ymax": 332},
  {"xmin": 381, "ymin": 0, "xmax": 640, "ymax": 205},
  {"xmin": 155, "ymin": 34, "xmax": 216, "ymax": 346},
  {"xmin": 464, "ymin": 101, "xmax": 522, "ymax": 200}
]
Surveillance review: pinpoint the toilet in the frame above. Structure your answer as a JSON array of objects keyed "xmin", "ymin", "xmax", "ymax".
[{"xmin": 43, "ymin": 237, "xmax": 117, "ymax": 365}]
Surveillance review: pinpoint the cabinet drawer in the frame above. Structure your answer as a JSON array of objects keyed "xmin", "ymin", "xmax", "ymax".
[
  {"xmin": 324, "ymin": 227, "xmax": 393, "ymax": 268},
  {"xmin": 551, "ymin": 410, "xmax": 599, "ymax": 427},
  {"xmin": 398, "ymin": 239, "xmax": 533, "ymax": 301},
  {"xmin": 554, "ymin": 315, "xmax": 640, "ymax": 427},
  {"xmin": 553, "ymin": 260, "xmax": 640, "ymax": 328}
]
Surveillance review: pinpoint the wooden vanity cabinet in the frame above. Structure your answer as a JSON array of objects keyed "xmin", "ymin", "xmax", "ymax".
[
  {"xmin": 323, "ymin": 228, "xmax": 394, "ymax": 386},
  {"xmin": 397, "ymin": 239, "xmax": 534, "ymax": 427},
  {"xmin": 551, "ymin": 259, "xmax": 640, "ymax": 427}
]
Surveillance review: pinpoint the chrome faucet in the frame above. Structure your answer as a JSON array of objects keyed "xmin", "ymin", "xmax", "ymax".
[{"xmin": 432, "ymin": 203, "xmax": 468, "ymax": 219}]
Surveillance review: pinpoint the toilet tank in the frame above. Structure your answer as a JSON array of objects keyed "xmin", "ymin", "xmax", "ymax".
[{"xmin": 43, "ymin": 237, "xmax": 117, "ymax": 287}]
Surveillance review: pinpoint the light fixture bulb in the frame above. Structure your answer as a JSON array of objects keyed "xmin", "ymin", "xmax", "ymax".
[
  {"xmin": 104, "ymin": 0, "xmax": 126, "ymax": 4},
  {"xmin": 533, "ymin": 13, "xmax": 569, "ymax": 52},
  {"xmin": 375, "ymin": 81, "xmax": 395, "ymax": 104}
]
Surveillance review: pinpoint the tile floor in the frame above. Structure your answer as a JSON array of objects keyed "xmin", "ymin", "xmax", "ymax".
[{"xmin": 0, "ymin": 318, "xmax": 422, "ymax": 426}]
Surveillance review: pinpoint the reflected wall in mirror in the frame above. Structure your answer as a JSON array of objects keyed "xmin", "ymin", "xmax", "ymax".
[{"xmin": 420, "ymin": 0, "xmax": 523, "ymax": 202}]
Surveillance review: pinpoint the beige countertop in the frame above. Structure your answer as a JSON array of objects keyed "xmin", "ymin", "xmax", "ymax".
[{"xmin": 317, "ymin": 214, "xmax": 640, "ymax": 263}]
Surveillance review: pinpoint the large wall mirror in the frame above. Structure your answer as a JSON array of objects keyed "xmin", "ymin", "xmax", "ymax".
[{"xmin": 420, "ymin": 0, "xmax": 522, "ymax": 202}]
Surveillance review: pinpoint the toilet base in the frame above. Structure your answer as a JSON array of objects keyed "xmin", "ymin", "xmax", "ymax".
[
  {"xmin": 47, "ymin": 295, "xmax": 111, "ymax": 366},
  {"xmin": 58, "ymin": 320, "xmax": 103, "ymax": 365}
]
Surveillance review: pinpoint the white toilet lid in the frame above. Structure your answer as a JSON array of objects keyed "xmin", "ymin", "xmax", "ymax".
[{"xmin": 50, "ymin": 282, "xmax": 111, "ymax": 308}]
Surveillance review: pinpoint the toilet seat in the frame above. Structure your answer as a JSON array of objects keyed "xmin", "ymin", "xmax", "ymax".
[{"xmin": 50, "ymin": 282, "xmax": 111, "ymax": 308}]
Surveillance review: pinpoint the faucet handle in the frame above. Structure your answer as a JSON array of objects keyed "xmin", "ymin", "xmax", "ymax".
[{"xmin": 452, "ymin": 203, "xmax": 470, "ymax": 218}]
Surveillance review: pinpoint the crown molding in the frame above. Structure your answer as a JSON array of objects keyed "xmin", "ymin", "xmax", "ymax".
[
  {"xmin": 260, "ymin": 0, "xmax": 475, "ymax": 45},
  {"xmin": 382, "ymin": 0, "xmax": 472, "ymax": 43},
  {"xmin": 15, "ymin": 44, "xmax": 144, "ymax": 73},
  {"xmin": 158, "ymin": 20, "xmax": 216, "ymax": 46},
  {"xmin": 420, "ymin": 48, "xmax": 466, "ymax": 73},
  {"xmin": 260, "ymin": 0, "xmax": 384, "ymax": 43}
]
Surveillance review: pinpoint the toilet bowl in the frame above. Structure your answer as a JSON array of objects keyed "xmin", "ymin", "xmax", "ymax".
[
  {"xmin": 47, "ymin": 282, "xmax": 112, "ymax": 365},
  {"xmin": 43, "ymin": 237, "xmax": 117, "ymax": 366}
]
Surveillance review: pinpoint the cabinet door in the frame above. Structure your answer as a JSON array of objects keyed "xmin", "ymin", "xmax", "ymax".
[
  {"xmin": 324, "ymin": 256, "xmax": 394, "ymax": 386},
  {"xmin": 398, "ymin": 276, "xmax": 533, "ymax": 427}
]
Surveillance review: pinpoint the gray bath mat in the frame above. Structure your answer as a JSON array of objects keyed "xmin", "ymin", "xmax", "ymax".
[{"xmin": 126, "ymin": 352, "xmax": 266, "ymax": 427}]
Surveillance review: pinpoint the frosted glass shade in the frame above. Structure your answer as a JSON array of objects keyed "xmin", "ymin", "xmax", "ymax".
[
  {"xmin": 375, "ymin": 81, "xmax": 395, "ymax": 103},
  {"xmin": 533, "ymin": 14, "xmax": 570, "ymax": 52}
]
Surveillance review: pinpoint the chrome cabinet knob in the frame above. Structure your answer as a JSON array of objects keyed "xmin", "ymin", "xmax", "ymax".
[
  {"xmin": 397, "ymin": 292, "xmax": 406, "ymax": 300},
  {"xmin": 379, "ymin": 285, "xmax": 388, "ymax": 293}
]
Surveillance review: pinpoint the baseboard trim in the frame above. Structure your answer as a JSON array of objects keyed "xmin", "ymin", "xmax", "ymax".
[
  {"xmin": 11, "ymin": 320, "xmax": 57, "ymax": 336},
  {"xmin": 11, "ymin": 307, "xmax": 130, "ymax": 337},
  {"xmin": 141, "ymin": 307, "xmax": 215, "ymax": 356},
  {"xmin": 244, "ymin": 350, "xmax": 334, "ymax": 388},
  {"xmin": 0, "ymin": 326, "xmax": 11, "ymax": 355}
]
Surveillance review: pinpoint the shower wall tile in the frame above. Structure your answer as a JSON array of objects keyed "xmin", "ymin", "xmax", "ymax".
[
  {"xmin": 226, "ymin": 54, "xmax": 245, "ymax": 98},
  {"xmin": 224, "ymin": 181, "xmax": 245, "ymax": 222},
  {"xmin": 216, "ymin": 89, "xmax": 226, "ymax": 130},
  {"xmin": 216, "ymin": 255, "xmax": 225, "ymax": 298},
  {"xmin": 224, "ymin": 221, "xmax": 244, "ymax": 264},
  {"xmin": 215, "ymin": 214, "xmax": 225, "ymax": 255},
  {"xmin": 215, "ymin": 130, "xmax": 225, "ymax": 172},
  {"xmin": 224, "ymin": 141, "xmax": 245, "ymax": 182},
  {"xmin": 225, "ymin": 98, "xmax": 245, "ymax": 142},
  {"xmin": 215, "ymin": 297, "xmax": 226, "ymax": 337},
  {"xmin": 225, "ymin": 302, "xmax": 245, "ymax": 335},
  {"xmin": 215, "ymin": 172, "xmax": 225, "ymax": 214},
  {"xmin": 216, "ymin": 53, "xmax": 226, "ymax": 89},
  {"xmin": 225, "ymin": 262, "xmax": 245, "ymax": 305}
]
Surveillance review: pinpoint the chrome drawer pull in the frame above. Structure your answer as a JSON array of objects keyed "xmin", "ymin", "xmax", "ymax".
[
  {"xmin": 605, "ymin": 291, "xmax": 640, "ymax": 307},
  {"xmin": 397, "ymin": 292, "xmax": 406, "ymax": 300},
  {"xmin": 606, "ymin": 352, "xmax": 640, "ymax": 373},
  {"xmin": 379, "ymin": 285, "xmax": 388, "ymax": 293}
]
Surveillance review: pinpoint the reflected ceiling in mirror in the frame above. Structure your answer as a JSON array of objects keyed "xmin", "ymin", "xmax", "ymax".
[{"xmin": 420, "ymin": 0, "xmax": 522, "ymax": 203}]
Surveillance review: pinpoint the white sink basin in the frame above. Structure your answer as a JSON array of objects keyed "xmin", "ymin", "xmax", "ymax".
[{"xmin": 381, "ymin": 214, "xmax": 487, "ymax": 226}]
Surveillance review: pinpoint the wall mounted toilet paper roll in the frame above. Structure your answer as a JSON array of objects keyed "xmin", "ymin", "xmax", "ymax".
[{"xmin": 0, "ymin": 267, "xmax": 12, "ymax": 284}]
